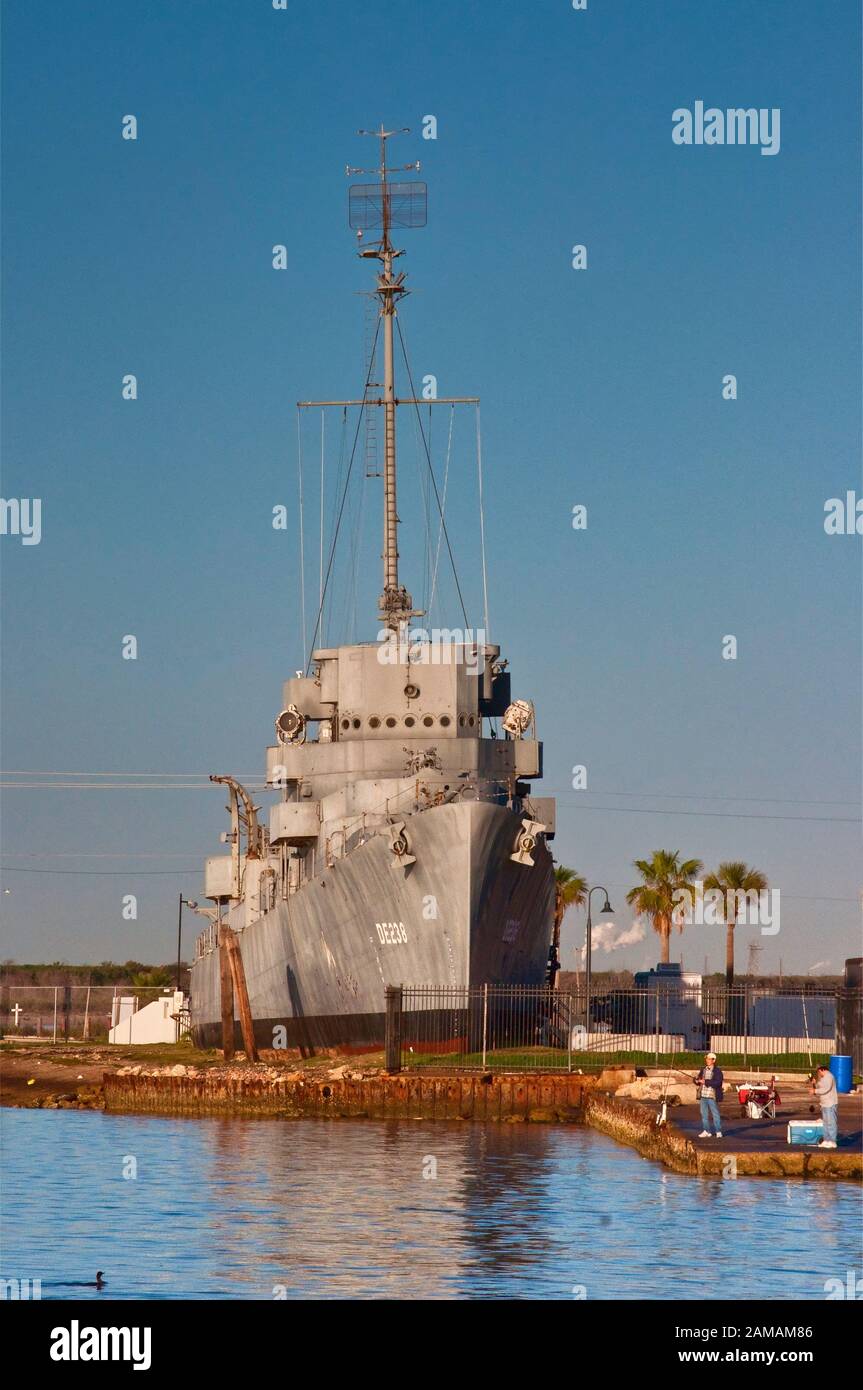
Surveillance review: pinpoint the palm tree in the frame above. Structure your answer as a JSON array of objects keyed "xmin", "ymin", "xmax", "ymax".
[
  {"xmin": 704, "ymin": 861, "xmax": 768, "ymax": 985},
  {"xmin": 626, "ymin": 850, "xmax": 703, "ymax": 964},
  {"xmin": 550, "ymin": 866, "xmax": 587, "ymax": 985}
]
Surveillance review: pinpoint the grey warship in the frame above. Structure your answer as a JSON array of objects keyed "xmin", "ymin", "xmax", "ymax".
[{"xmin": 190, "ymin": 128, "xmax": 556, "ymax": 1051}]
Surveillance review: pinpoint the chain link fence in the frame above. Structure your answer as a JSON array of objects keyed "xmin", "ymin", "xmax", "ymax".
[{"xmin": 0, "ymin": 985, "xmax": 187, "ymax": 1043}]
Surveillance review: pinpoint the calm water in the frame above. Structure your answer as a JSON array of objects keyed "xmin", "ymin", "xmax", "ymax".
[{"xmin": 1, "ymin": 1109, "xmax": 859, "ymax": 1300}]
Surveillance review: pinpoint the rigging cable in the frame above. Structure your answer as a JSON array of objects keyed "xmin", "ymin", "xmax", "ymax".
[
  {"xmin": 347, "ymin": 303, "xmax": 379, "ymax": 637},
  {"xmin": 423, "ymin": 403, "xmax": 433, "ymax": 616},
  {"xmin": 296, "ymin": 409, "xmax": 307, "ymax": 661},
  {"xmin": 322, "ymin": 406, "xmax": 349, "ymax": 645},
  {"xmin": 319, "ymin": 409, "xmax": 325, "ymax": 636},
  {"xmin": 305, "ymin": 313, "xmax": 382, "ymax": 671},
  {"xmin": 334, "ymin": 407, "xmax": 361, "ymax": 641},
  {"xmin": 395, "ymin": 316, "xmax": 470, "ymax": 629},
  {"xmin": 408, "ymin": 398, "xmax": 436, "ymax": 620},
  {"xmin": 332, "ymin": 404, "xmax": 360, "ymax": 643},
  {"xmin": 476, "ymin": 403, "xmax": 491, "ymax": 640},
  {"xmin": 429, "ymin": 406, "xmax": 455, "ymax": 619}
]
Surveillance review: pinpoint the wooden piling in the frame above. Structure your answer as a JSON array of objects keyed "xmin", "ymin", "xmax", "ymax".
[
  {"xmin": 218, "ymin": 925, "xmax": 235, "ymax": 1062},
  {"xmin": 223, "ymin": 926, "xmax": 258, "ymax": 1062}
]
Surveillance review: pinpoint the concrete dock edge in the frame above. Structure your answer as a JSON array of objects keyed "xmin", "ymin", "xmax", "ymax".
[
  {"xmin": 584, "ymin": 1090, "xmax": 862, "ymax": 1181},
  {"xmin": 100, "ymin": 1070, "xmax": 861, "ymax": 1180}
]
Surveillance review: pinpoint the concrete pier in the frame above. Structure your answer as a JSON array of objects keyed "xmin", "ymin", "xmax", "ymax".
[
  {"xmin": 586, "ymin": 1091, "xmax": 862, "ymax": 1180},
  {"xmin": 103, "ymin": 1066, "xmax": 595, "ymax": 1122},
  {"xmin": 100, "ymin": 1064, "xmax": 862, "ymax": 1180}
]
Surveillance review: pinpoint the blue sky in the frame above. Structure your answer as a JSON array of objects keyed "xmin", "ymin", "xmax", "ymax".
[{"xmin": 1, "ymin": 0, "xmax": 860, "ymax": 974}]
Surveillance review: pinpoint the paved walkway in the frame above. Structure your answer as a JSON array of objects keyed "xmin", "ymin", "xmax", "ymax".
[{"xmin": 669, "ymin": 1086, "xmax": 862, "ymax": 1154}]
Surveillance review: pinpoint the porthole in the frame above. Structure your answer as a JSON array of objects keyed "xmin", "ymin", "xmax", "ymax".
[
  {"xmin": 386, "ymin": 716, "xmax": 397, "ymax": 728},
  {"xmin": 422, "ymin": 715, "xmax": 434, "ymax": 728},
  {"xmin": 369, "ymin": 716, "xmax": 381, "ymax": 729},
  {"xmin": 458, "ymin": 714, "xmax": 467, "ymax": 728},
  {"xmin": 341, "ymin": 719, "xmax": 350, "ymax": 731},
  {"xmin": 468, "ymin": 715, "xmax": 476, "ymax": 727},
  {"xmin": 440, "ymin": 715, "xmax": 451, "ymax": 728},
  {"xmin": 404, "ymin": 683, "xmax": 420, "ymax": 699},
  {"xmin": 404, "ymin": 716, "xmax": 415, "ymax": 728},
  {"xmin": 352, "ymin": 718, "xmax": 361, "ymax": 730}
]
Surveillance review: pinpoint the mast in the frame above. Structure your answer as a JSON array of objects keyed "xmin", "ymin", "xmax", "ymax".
[
  {"xmin": 350, "ymin": 127, "xmax": 419, "ymax": 631},
  {"xmin": 301, "ymin": 129, "xmax": 479, "ymax": 655}
]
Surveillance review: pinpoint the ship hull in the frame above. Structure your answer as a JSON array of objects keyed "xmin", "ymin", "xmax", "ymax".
[{"xmin": 190, "ymin": 800, "xmax": 554, "ymax": 1051}]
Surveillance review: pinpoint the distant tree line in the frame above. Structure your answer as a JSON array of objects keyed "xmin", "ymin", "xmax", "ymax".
[{"xmin": 0, "ymin": 961, "xmax": 182, "ymax": 988}]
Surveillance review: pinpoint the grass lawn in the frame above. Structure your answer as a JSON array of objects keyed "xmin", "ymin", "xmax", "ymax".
[
  {"xmin": 2, "ymin": 1038, "xmax": 843, "ymax": 1080},
  {"xmin": 400, "ymin": 1048, "xmax": 831, "ymax": 1074}
]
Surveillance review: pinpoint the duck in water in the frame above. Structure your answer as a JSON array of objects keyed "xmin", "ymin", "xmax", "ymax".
[{"xmin": 54, "ymin": 1271, "xmax": 106, "ymax": 1291}]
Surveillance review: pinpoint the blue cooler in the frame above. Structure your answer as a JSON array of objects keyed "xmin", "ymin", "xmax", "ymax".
[
  {"xmin": 787, "ymin": 1120, "xmax": 824, "ymax": 1145},
  {"xmin": 830, "ymin": 1055, "xmax": 853, "ymax": 1094}
]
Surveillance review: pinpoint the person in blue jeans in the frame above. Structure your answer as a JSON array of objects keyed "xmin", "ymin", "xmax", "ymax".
[
  {"xmin": 810, "ymin": 1064, "xmax": 839, "ymax": 1149},
  {"xmin": 694, "ymin": 1051, "xmax": 724, "ymax": 1138}
]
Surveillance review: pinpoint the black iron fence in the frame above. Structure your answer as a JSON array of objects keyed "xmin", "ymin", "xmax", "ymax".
[
  {"xmin": 387, "ymin": 984, "xmax": 576, "ymax": 1071},
  {"xmin": 386, "ymin": 984, "xmax": 856, "ymax": 1073}
]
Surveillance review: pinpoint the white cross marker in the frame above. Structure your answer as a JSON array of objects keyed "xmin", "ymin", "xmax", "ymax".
[{"xmin": 11, "ymin": 1004, "xmax": 23, "ymax": 1026}]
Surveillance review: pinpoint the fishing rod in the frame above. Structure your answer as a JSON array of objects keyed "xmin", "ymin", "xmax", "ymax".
[{"xmin": 655, "ymin": 1054, "xmax": 692, "ymax": 1127}]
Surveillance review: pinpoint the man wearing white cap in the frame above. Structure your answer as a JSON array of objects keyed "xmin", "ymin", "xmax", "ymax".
[
  {"xmin": 809, "ymin": 1064, "xmax": 839, "ymax": 1149},
  {"xmin": 694, "ymin": 1051, "xmax": 724, "ymax": 1138}
]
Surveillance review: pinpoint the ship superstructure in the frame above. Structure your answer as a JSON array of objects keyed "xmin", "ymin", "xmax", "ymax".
[{"xmin": 190, "ymin": 128, "xmax": 555, "ymax": 1051}]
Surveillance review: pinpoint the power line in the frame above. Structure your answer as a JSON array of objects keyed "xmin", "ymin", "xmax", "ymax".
[
  {"xmin": 0, "ymin": 784, "xmax": 253, "ymax": 790},
  {"xmin": 547, "ymin": 788, "xmax": 860, "ymax": 807},
  {"xmin": 1, "ymin": 771, "xmax": 262, "ymax": 778},
  {"xmin": 3, "ymin": 773, "xmax": 857, "ymax": 806},
  {"xmin": 2, "ymin": 769, "xmax": 859, "ymax": 823},
  {"xmin": 556, "ymin": 802, "xmax": 859, "ymax": 824},
  {"xmin": 1, "ymin": 868, "xmax": 198, "ymax": 877},
  {"xmin": 2, "ymin": 787, "xmax": 857, "ymax": 822},
  {"xmin": 1, "ymin": 866, "xmax": 856, "ymax": 902}
]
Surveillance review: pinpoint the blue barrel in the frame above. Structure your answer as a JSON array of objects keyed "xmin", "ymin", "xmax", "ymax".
[{"xmin": 830, "ymin": 1055, "xmax": 853, "ymax": 1094}]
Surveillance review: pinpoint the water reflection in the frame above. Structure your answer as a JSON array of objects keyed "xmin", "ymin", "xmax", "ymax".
[{"xmin": 1, "ymin": 1110, "xmax": 858, "ymax": 1300}]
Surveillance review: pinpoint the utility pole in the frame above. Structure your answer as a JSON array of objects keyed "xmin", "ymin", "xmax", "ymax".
[{"xmin": 177, "ymin": 895, "xmax": 198, "ymax": 994}]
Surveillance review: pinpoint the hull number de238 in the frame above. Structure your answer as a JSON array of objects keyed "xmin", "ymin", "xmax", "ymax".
[{"xmin": 376, "ymin": 921, "xmax": 408, "ymax": 944}]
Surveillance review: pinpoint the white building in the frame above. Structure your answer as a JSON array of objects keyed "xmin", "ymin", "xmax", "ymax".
[{"xmin": 108, "ymin": 990, "xmax": 187, "ymax": 1045}]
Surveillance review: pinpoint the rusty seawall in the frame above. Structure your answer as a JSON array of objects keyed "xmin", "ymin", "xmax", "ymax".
[{"xmin": 103, "ymin": 1069, "xmax": 595, "ymax": 1121}]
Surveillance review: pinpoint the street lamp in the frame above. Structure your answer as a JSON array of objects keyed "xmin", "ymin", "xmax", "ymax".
[
  {"xmin": 177, "ymin": 895, "xmax": 198, "ymax": 994},
  {"xmin": 584, "ymin": 886, "xmax": 614, "ymax": 1033}
]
